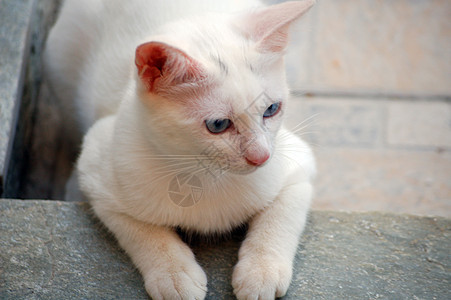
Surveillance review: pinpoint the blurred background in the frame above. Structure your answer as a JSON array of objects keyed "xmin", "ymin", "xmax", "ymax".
[
  {"xmin": 278, "ymin": 0, "xmax": 451, "ymax": 217},
  {"xmin": 4, "ymin": 0, "xmax": 450, "ymax": 217}
]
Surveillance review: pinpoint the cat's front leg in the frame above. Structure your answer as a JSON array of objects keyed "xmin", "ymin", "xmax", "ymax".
[
  {"xmin": 232, "ymin": 181, "xmax": 313, "ymax": 300},
  {"xmin": 94, "ymin": 206, "xmax": 207, "ymax": 300}
]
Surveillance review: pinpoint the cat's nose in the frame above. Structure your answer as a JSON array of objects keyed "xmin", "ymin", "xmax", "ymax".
[{"xmin": 245, "ymin": 152, "xmax": 270, "ymax": 166}]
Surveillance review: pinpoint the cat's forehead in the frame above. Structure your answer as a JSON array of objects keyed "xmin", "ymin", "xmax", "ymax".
[
  {"xmin": 160, "ymin": 16, "xmax": 255, "ymax": 66},
  {"xmin": 215, "ymin": 58, "xmax": 286, "ymax": 111},
  {"xmin": 203, "ymin": 77, "xmax": 283, "ymax": 120}
]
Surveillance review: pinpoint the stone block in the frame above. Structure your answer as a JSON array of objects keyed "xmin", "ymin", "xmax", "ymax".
[
  {"xmin": 312, "ymin": 148, "xmax": 451, "ymax": 218},
  {"xmin": 387, "ymin": 101, "xmax": 451, "ymax": 149},
  {"xmin": 1, "ymin": 199, "xmax": 450, "ymax": 299},
  {"xmin": 284, "ymin": 96, "xmax": 451, "ymax": 217},
  {"xmin": 284, "ymin": 0, "xmax": 451, "ymax": 96},
  {"xmin": 284, "ymin": 97, "xmax": 385, "ymax": 147}
]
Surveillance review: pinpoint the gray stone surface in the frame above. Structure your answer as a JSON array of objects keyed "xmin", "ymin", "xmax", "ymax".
[
  {"xmin": 0, "ymin": 0, "xmax": 35, "ymax": 195},
  {"xmin": 1, "ymin": 199, "xmax": 450, "ymax": 299}
]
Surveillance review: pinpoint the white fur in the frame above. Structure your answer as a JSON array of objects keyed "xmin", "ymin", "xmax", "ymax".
[{"xmin": 45, "ymin": 0, "xmax": 316, "ymax": 299}]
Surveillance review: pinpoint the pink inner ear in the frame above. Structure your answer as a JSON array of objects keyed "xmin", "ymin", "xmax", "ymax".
[
  {"xmin": 135, "ymin": 42, "xmax": 204, "ymax": 93},
  {"xmin": 239, "ymin": 0, "xmax": 315, "ymax": 52},
  {"xmin": 135, "ymin": 43, "xmax": 167, "ymax": 91}
]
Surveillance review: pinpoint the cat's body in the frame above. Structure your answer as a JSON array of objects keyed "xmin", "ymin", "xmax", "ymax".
[{"xmin": 45, "ymin": 0, "xmax": 316, "ymax": 299}]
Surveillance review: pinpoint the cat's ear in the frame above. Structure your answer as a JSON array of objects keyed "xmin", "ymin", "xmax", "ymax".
[
  {"xmin": 238, "ymin": 0, "xmax": 314, "ymax": 53},
  {"xmin": 135, "ymin": 42, "xmax": 204, "ymax": 93}
]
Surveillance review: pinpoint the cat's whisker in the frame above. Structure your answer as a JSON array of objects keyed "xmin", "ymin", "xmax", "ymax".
[
  {"xmin": 143, "ymin": 156, "xmax": 217, "ymax": 169},
  {"xmin": 151, "ymin": 165, "xmax": 201, "ymax": 183},
  {"xmin": 290, "ymin": 129, "xmax": 318, "ymax": 136},
  {"xmin": 142, "ymin": 157, "xmax": 211, "ymax": 161},
  {"xmin": 277, "ymin": 152, "xmax": 306, "ymax": 171},
  {"xmin": 129, "ymin": 152, "xmax": 211, "ymax": 160},
  {"xmin": 152, "ymin": 166, "xmax": 201, "ymax": 178},
  {"xmin": 146, "ymin": 155, "xmax": 208, "ymax": 159},
  {"xmin": 150, "ymin": 162, "xmax": 203, "ymax": 177},
  {"xmin": 275, "ymin": 147, "xmax": 312, "ymax": 153},
  {"xmin": 276, "ymin": 147, "xmax": 323, "ymax": 156},
  {"xmin": 277, "ymin": 131, "xmax": 318, "ymax": 143},
  {"xmin": 276, "ymin": 143, "xmax": 320, "ymax": 151},
  {"xmin": 216, "ymin": 169, "xmax": 230, "ymax": 179},
  {"xmin": 278, "ymin": 113, "xmax": 321, "ymax": 140},
  {"xmin": 275, "ymin": 144, "xmax": 315, "ymax": 153},
  {"xmin": 139, "ymin": 154, "xmax": 211, "ymax": 160},
  {"xmin": 280, "ymin": 126, "xmax": 317, "ymax": 139},
  {"xmin": 286, "ymin": 112, "xmax": 320, "ymax": 132},
  {"xmin": 151, "ymin": 159, "xmax": 198, "ymax": 168},
  {"xmin": 275, "ymin": 151, "xmax": 313, "ymax": 157},
  {"xmin": 190, "ymin": 168, "xmax": 210, "ymax": 177},
  {"xmin": 145, "ymin": 154, "xmax": 207, "ymax": 157},
  {"xmin": 150, "ymin": 157, "xmax": 220, "ymax": 177},
  {"xmin": 278, "ymin": 140, "xmax": 324, "ymax": 149}
]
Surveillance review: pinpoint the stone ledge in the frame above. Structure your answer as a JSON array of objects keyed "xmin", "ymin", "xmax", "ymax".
[{"xmin": 1, "ymin": 199, "xmax": 449, "ymax": 299}]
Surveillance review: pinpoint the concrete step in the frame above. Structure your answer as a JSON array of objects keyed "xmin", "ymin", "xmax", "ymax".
[{"xmin": 1, "ymin": 199, "xmax": 450, "ymax": 299}]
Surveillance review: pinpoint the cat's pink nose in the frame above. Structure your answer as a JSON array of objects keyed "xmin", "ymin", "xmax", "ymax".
[{"xmin": 245, "ymin": 152, "xmax": 270, "ymax": 166}]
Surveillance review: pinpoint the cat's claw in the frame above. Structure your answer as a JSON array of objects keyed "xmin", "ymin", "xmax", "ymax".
[
  {"xmin": 144, "ymin": 260, "xmax": 207, "ymax": 300},
  {"xmin": 232, "ymin": 255, "xmax": 292, "ymax": 300}
]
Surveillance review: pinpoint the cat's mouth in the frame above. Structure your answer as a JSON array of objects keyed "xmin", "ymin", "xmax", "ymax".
[
  {"xmin": 245, "ymin": 158, "xmax": 261, "ymax": 166},
  {"xmin": 225, "ymin": 155, "xmax": 270, "ymax": 175},
  {"xmin": 194, "ymin": 150, "xmax": 271, "ymax": 178}
]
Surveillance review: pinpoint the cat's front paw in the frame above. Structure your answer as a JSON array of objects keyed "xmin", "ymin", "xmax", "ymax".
[
  {"xmin": 232, "ymin": 254, "xmax": 293, "ymax": 300},
  {"xmin": 144, "ymin": 258, "xmax": 207, "ymax": 300}
]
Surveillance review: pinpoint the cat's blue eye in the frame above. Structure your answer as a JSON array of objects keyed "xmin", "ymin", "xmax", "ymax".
[
  {"xmin": 263, "ymin": 102, "xmax": 281, "ymax": 118},
  {"xmin": 205, "ymin": 119, "xmax": 231, "ymax": 134}
]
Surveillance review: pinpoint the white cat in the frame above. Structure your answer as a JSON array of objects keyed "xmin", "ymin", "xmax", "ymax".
[{"xmin": 45, "ymin": 0, "xmax": 316, "ymax": 299}]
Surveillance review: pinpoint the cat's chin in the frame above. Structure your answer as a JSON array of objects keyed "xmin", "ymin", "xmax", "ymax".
[
  {"xmin": 201, "ymin": 165, "xmax": 258, "ymax": 180},
  {"xmin": 224, "ymin": 163, "xmax": 261, "ymax": 175},
  {"xmin": 230, "ymin": 167, "xmax": 258, "ymax": 175}
]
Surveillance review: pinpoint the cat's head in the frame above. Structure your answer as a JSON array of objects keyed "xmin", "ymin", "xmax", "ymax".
[{"xmin": 133, "ymin": 1, "xmax": 314, "ymax": 175}]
